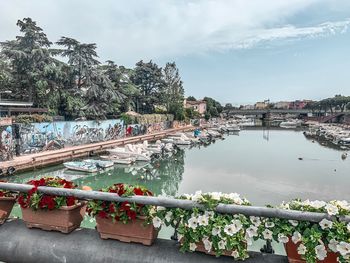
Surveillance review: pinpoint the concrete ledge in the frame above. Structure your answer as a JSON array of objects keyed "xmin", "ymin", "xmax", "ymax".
[{"xmin": 0, "ymin": 219, "xmax": 287, "ymax": 263}]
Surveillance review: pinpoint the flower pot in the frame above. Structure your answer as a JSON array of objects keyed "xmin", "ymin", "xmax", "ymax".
[
  {"xmin": 285, "ymin": 240, "xmax": 338, "ymax": 263},
  {"xmin": 0, "ymin": 196, "xmax": 16, "ymax": 224},
  {"xmin": 21, "ymin": 202, "xmax": 87, "ymax": 233},
  {"xmin": 96, "ymin": 217, "xmax": 157, "ymax": 245}
]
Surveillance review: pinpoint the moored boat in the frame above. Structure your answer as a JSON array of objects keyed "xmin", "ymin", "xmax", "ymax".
[{"xmin": 63, "ymin": 162, "xmax": 98, "ymax": 173}]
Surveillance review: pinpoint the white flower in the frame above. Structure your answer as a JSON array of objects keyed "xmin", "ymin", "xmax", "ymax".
[
  {"xmin": 218, "ymin": 240, "xmax": 227, "ymax": 250},
  {"xmin": 310, "ymin": 200, "xmax": 326, "ymax": 209},
  {"xmin": 292, "ymin": 231, "xmax": 302, "ymax": 244},
  {"xmin": 297, "ymin": 244, "xmax": 307, "ymax": 255},
  {"xmin": 212, "ymin": 227, "xmax": 220, "ymax": 236},
  {"xmin": 337, "ymin": 242, "xmax": 350, "ymax": 256},
  {"xmin": 328, "ymin": 239, "xmax": 338, "ymax": 253},
  {"xmin": 265, "ymin": 221, "xmax": 275, "ymax": 228},
  {"xmin": 334, "ymin": 200, "xmax": 350, "ymax": 210},
  {"xmin": 189, "ymin": 243, "xmax": 197, "ymax": 251},
  {"xmin": 177, "ymin": 234, "xmax": 183, "ymax": 241},
  {"xmin": 250, "ymin": 216, "xmax": 261, "ymax": 226},
  {"xmin": 319, "ymin": 218, "xmax": 333, "ymax": 230},
  {"xmin": 210, "ymin": 192, "xmax": 221, "ymax": 200},
  {"xmin": 202, "ymin": 238, "xmax": 212, "ymax": 252},
  {"xmin": 325, "ymin": 204, "xmax": 339, "ymax": 216},
  {"xmin": 347, "ymin": 223, "xmax": 350, "ymax": 232},
  {"xmin": 204, "ymin": 211, "xmax": 214, "ymax": 219},
  {"xmin": 156, "ymin": 206, "xmax": 166, "ymax": 211},
  {"xmin": 188, "ymin": 217, "xmax": 198, "ymax": 230},
  {"xmin": 231, "ymin": 250, "xmax": 239, "ymax": 259},
  {"xmin": 192, "ymin": 191, "xmax": 203, "ymax": 202},
  {"xmin": 224, "ymin": 220, "xmax": 243, "ymax": 236},
  {"xmin": 246, "ymin": 225, "xmax": 258, "ymax": 238},
  {"xmin": 315, "ymin": 244, "xmax": 327, "ymax": 260},
  {"xmin": 197, "ymin": 215, "xmax": 209, "ymax": 226},
  {"xmin": 289, "ymin": 220, "xmax": 298, "ymax": 227},
  {"xmin": 277, "ymin": 233, "xmax": 289, "ymax": 244},
  {"xmin": 262, "ymin": 229, "xmax": 273, "ymax": 240},
  {"xmin": 152, "ymin": 217, "xmax": 162, "ymax": 228},
  {"xmin": 165, "ymin": 211, "xmax": 173, "ymax": 222}
]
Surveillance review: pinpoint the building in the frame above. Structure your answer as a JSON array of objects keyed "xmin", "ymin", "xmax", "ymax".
[
  {"xmin": 254, "ymin": 101, "xmax": 269, "ymax": 109},
  {"xmin": 288, "ymin": 100, "xmax": 311, "ymax": 110},
  {"xmin": 184, "ymin": 100, "xmax": 207, "ymax": 115},
  {"xmin": 240, "ymin": 104, "xmax": 255, "ymax": 110},
  {"xmin": 274, "ymin": 101, "xmax": 290, "ymax": 109},
  {"xmin": 0, "ymin": 101, "xmax": 48, "ymax": 117}
]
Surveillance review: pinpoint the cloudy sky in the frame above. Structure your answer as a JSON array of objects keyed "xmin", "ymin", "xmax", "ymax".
[{"xmin": 1, "ymin": 0, "xmax": 350, "ymax": 104}]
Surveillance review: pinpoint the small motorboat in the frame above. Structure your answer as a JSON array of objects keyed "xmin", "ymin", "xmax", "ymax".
[
  {"xmin": 100, "ymin": 155, "xmax": 136, "ymax": 165},
  {"xmin": 83, "ymin": 159, "xmax": 114, "ymax": 168},
  {"xmin": 63, "ymin": 161, "xmax": 98, "ymax": 173}
]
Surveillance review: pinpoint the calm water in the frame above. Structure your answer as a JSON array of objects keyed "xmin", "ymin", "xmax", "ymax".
[{"xmin": 7, "ymin": 129, "xmax": 350, "ymax": 253}]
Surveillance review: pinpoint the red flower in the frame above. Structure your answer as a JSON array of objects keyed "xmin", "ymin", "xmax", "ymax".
[
  {"xmin": 109, "ymin": 203, "xmax": 116, "ymax": 213},
  {"xmin": 120, "ymin": 201, "xmax": 130, "ymax": 211},
  {"xmin": 98, "ymin": 211, "xmax": 108, "ymax": 218},
  {"xmin": 127, "ymin": 210, "xmax": 137, "ymax": 220},
  {"xmin": 66, "ymin": 196, "xmax": 76, "ymax": 206},
  {"xmin": 133, "ymin": 187, "xmax": 143, "ymax": 196}
]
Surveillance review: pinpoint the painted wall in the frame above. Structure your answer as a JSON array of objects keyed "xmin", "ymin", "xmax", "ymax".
[
  {"xmin": 0, "ymin": 125, "xmax": 13, "ymax": 161},
  {"xmin": 18, "ymin": 119, "xmax": 124, "ymax": 154}
]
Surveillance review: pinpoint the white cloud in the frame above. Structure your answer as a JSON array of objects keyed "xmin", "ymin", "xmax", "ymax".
[{"xmin": 0, "ymin": 0, "xmax": 349, "ymax": 64}]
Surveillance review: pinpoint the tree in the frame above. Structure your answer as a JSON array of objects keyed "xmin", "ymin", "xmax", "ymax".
[
  {"xmin": 162, "ymin": 62, "xmax": 185, "ymax": 120},
  {"xmin": 0, "ymin": 18, "xmax": 54, "ymax": 105},
  {"xmin": 186, "ymin": 96, "xmax": 196, "ymax": 101},
  {"xmin": 131, "ymin": 60, "xmax": 165, "ymax": 114},
  {"xmin": 203, "ymin": 97, "xmax": 223, "ymax": 118}
]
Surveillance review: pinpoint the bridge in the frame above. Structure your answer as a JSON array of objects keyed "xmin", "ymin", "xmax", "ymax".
[{"xmin": 224, "ymin": 109, "xmax": 313, "ymax": 116}]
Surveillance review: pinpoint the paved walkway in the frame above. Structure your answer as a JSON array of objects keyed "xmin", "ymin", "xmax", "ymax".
[{"xmin": 0, "ymin": 126, "xmax": 193, "ymax": 173}]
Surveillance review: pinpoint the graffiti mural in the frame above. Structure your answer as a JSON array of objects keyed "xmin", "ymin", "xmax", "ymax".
[
  {"xmin": 0, "ymin": 125, "xmax": 13, "ymax": 161},
  {"xmin": 18, "ymin": 119, "xmax": 125, "ymax": 154}
]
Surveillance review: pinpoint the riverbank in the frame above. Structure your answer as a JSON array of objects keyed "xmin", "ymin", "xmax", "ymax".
[{"xmin": 0, "ymin": 126, "xmax": 194, "ymax": 174}]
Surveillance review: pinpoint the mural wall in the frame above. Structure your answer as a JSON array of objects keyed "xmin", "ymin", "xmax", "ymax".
[
  {"xmin": 18, "ymin": 119, "xmax": 124, "ymax": 154},
  {"xmin": 0, "ymin": 125, "xmax": 13, "ymax": 161}
]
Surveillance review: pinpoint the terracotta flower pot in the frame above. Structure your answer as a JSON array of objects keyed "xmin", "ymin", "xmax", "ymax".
[
  {"xmin": 285, "ymin": 240, "xmax": 338, "ymax": 263},
  {"xmin": 21, "ymin": 202, "xmax": 87, "ymax": 233},
  {"xmin": 0, "ymin": 196, "xmax": 16, "ymax": 224},
  {"xmin": 96, "ymin": 217, "xmax": 157, "ymax": 246}
]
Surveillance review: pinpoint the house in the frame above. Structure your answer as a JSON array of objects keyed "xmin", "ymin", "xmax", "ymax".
[
  {"xmin": 288, "ymin": 100, "xmax": 309, "ymax": 110},
  {"xmin": 255, "ymin": 101, "xmax": 269, "ymax": 109},
  {"xmin": 184, "ymin": 100, "xmax": 207, "ymax": 115},
  {"xmin": 274, "ymin": 101, "xmax": 290, "ymax": 109}
]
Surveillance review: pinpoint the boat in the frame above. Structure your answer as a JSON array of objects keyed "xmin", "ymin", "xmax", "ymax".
[
  {"xmin": 107, "ymin": 147, "xmax": 151, "ymax": 162},
  {"xmin": 83, "ymin": 159, "xmax": 114, "ymax": 168},
  {"xmin": 100, "ymin": 155, "xmax": 136, "ymax": 165},
  {"xmin": 63, "ymin": 161, "xmax": 98, "ymax": 173}
]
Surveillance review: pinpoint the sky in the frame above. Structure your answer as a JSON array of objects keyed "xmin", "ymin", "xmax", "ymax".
[{"xmin": 1, "ymin": 0, "xmax": 350, "ymax": 105}]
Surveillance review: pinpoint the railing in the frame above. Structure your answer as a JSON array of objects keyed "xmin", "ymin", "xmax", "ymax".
[{"xmin": 0, "ymin": 182, "xmax": 349, "ymax": 223}]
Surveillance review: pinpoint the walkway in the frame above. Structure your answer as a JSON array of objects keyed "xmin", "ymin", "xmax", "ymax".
[{"xmin": 0, "ymin": 126, "xmax": 193, "ymax": 173}]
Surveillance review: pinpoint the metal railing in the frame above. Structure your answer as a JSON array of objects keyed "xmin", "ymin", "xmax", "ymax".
[{"xmin": 0, "ymin": 182, "xmax": 349, "ymax": 223}]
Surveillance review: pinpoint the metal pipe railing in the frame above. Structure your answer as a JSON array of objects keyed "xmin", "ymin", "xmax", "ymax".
[{"xmin": 0, "ymin": 182, "xmax": 349, "ymax": 223}]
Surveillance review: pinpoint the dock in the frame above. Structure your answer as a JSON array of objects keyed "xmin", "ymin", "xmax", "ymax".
[{"xmin": 0, "ymin": 126, "xmax": 193, "ymax": 173}]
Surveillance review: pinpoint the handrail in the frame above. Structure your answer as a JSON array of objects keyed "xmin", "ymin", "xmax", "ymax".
[{"xmin": 0, "ymin": 182, "xmax": 349, "ymax": 223}]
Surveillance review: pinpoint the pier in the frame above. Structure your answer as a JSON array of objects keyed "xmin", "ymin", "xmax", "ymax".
[{"xmin": 0, "ymin": 126, "xmax": 193, "ymax": 173}]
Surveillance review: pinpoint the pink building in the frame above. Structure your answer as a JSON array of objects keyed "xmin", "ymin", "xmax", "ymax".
[{"xmin": 184, "ymin": 100, "xmax": 207, "ymax": 115}]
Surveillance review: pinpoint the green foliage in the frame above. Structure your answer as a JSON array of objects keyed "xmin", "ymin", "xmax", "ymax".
[
  {"xmin": 187, "ymin": 96, "xmax": 197, "ymax": 101},
  {"xmin": 14, "ymin": 114, "xmax": 53, "ymax": 124},
  {"xmin": 204, "ymin": 97, "xmax": 223, "ymax": 118}
]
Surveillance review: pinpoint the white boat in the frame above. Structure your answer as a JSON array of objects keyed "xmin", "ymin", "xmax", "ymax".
[
  {"xmin": 280, "ymin": 120, "xmax": 302, "ymax": 128},
  {"xmin": 100, "ymin": 155, "xmax": 136, "ymax": 165},
  {"xmin": 63, "ymin": 161, "xmax": 98, "ymax": 173},
  {"xmin": 107, "ymin": 147, "xmax": 151, "ymax": 162},
  {"xmin": 83, "ymin": 159, "xmax": 114, "ymax": 168}
]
